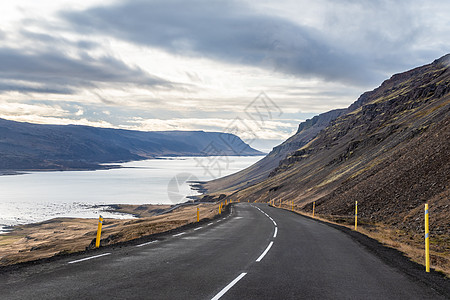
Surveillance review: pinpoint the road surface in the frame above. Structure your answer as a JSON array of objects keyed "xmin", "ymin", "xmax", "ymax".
[{"xmin": 0, "ymin": 203, "xmax": 447, "ymax": 299}]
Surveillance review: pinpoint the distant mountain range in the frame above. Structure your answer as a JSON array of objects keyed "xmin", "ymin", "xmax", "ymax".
[
  {"xmin": 204, "ymin": 54, "xmax": 449, "ymax": 245},
  {"xmin": 0, "ymin": 119, "xmax": 262, "ymax": 171}
]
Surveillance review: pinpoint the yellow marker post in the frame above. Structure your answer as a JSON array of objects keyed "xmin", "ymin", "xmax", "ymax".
[
  {"xmin": 425, "ymin": 204, "xmax": 430, "ymax": 272},
  {"xmin": 197, "ymin": 207, "xmax": 200, "ymax": 222},
  {"xmin": 355, "ymin": 201, "xmax": 358, "ymax": 231},
  {"xmin": 292, "ymin": 201, "xmax": 294, "ymax": 211},
  {"xmin": 95, "ymin": 215, "xmax": 103, "ymax": 248},
  {"xmin": 312, "ymin": 202, "xmax": 315, "ymax": 218}
]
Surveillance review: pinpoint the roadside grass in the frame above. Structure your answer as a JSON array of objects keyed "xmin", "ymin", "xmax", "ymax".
[
  {"xmin": 276, "ymin": 204, "xmax": 450, "ymax": 278},
  {"xmin": 0, "ymin": 202, "xmax": 224, "ymax": 267}
]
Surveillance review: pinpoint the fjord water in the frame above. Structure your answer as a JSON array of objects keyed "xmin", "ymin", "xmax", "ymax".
[{"xmin": 0, "ymin": 156, "xmax": 262, "ymax": 231}]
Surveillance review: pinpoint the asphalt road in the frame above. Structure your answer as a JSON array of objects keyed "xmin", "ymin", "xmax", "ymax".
[{"xmin": 0, "ymin": 203, "xmax": 447, "ymax": 299}]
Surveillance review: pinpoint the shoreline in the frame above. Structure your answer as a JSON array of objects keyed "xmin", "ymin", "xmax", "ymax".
[
  {"xmin": 0, "ymin": 154, "xmax": 265, "ymax": 177},
  {"xmin": 0, "ymin": 202, "xmax": 221, "ymax": 267}
]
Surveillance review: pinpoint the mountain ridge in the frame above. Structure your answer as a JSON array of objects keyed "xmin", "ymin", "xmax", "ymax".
[
  {"xmin": 0, "ymin": 118, "xmax": 262, "ymax": 171},
  {"xmin": 204, "ymin": 54, "xmax": 449, "ymax": 272}
]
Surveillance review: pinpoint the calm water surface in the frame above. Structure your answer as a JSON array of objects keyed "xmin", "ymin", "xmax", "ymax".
[{"xmin": 0, "ymin": 156, "xmax": 262, "ymax": 231}]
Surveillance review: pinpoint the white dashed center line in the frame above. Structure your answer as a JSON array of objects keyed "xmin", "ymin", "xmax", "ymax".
[
  {"xmin": 211, "ymin": 272, "xmax": 247, "ymax": 300},
  {"xmin": 173, "ymin": 232, "xmax": 186, "ymax": 237},
  {"xmin": 256, "ymin": 241, "xmax": 274, "ymax": 262},
  {"xmin": 135, "ymin": 240, "xmax": 158, "ymax": 248},
  {"xmin": 68, "ymin": 253, "xmax": 111, "ymax": 264}
]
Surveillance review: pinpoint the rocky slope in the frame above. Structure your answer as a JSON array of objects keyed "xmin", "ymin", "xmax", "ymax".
[
  {"xmin": 0, "ymin": 119, "xmax": 262, "ymax": 171},
  {"xmin": 215, "ymin": 54, "xmax": 449, "ymax": 268},
  {"xmin": 203, "ymin": 109, "xmax": 345, "ymax": 194}
]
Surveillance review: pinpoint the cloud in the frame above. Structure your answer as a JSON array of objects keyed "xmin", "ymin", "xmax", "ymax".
[
  {"xmin": 0, "ymin": 114, "xmax": 114, "ymax": 128},
  {"xmin": 0, "ymin": 25, "xmax": 175, "ymax": 96},
  {"xmin": 62, "ymin": 0, "xmax": 450, "ymax": 87},
  {"xmin": 0, "ymin": 101, "xmax": 69, "ymax": 117},
  {"xmin": 60, "ymin": 0, "xmax": 383, "ymax": 86},
  {"xmin": 19, "ymin": 30, "xmax": 99, "ymax": 50},
  {"xmin": 0, "ymin": 46, "xmax": 171, "ymax": 95},
  {"xmin": 0, "ymin": 81, "xmax": 75, "ymax": 94}
]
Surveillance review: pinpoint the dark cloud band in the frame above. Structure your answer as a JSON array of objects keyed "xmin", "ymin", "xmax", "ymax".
[
  {"xmin": 0, "ymin": 46, "xmax": 170, "ymax": 95},
  {"xmin": 61, "ymin": 0, "xmax": 382, "ymax": 86}
]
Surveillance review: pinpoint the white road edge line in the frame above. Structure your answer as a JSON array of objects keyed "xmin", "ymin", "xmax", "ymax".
[
  {"xmin": 272, "ymin": 220, "xmax": 277, "ymax": 226},
  {"xmin": 211, "ymin": 272, "xmax": 247, "ymax": 300},
  {"xmin": 273, "ymin": 227, "xmax": 278, "ymax": 238},
  {"xmin": 136, "ymin": 241, "xmax": 158, "ymax": 248},
  {"xmin": 194, "ymin": 227, "xmax": 203, "ymax": 231},
  {"xmin": 208, "ymin": 222, "xmax": 214, "ymax": 225},
  {"xmin": 173, "ymin": 232, "xmax": 186, "ymax": 237},
  {"xmin": 68, "ymin": 253, "xmax": 111, "ymax": 264},
  {"xmin": 256, "ymin": 241, "xmax": 274, "ymax": 262}
]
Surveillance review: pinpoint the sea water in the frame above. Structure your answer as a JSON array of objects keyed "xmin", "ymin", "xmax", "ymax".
[{"xmin": 0, "ymin": 156, "xmax": 262, "ymax": 232}]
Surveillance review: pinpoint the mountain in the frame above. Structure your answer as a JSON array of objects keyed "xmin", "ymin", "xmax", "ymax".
[
  {"xmin": 203, "ymin": 109, "xmax": 345, "ymax": 194},
  {"xmin": 0, "ymin": 119, "xmax": 262, "ymax": 171},
  {"xmin": 206, "ymin": 54, "xmax": 449, "ymax": 266}
]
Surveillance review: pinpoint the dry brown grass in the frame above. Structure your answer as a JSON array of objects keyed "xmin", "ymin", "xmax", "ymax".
[
  {"xmin": 0, "ymin": 203, "xmax": 222, "ymax": 266},
  {"xmin": 275, "ymin": 204, "xmax": 450, "ymax": 277}
]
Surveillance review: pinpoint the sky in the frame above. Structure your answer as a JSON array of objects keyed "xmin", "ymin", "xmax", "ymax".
[{"xmin": 0, "ymin": 0, "xmax": 449, "ymax": 151}]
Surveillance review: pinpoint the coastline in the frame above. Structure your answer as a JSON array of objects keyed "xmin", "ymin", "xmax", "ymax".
[
  {"xmin": 0, "ymin": 202, "xmax": 220, "ymax": 267},
  {"xmin": 0, "ymin": 154, "xmax": 264, "ymax": 177}
]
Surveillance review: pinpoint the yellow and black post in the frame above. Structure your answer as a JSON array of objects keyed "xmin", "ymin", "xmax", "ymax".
[
  {"xmin": 355, "ymin": 201, "xmax": 358, "ymax": 231},
  {"xmin": 313, "ymin": 201, "xmax": 315, "ymax": 218},
  {"xmin": 425, "ymin": 204, "xmax": 430, "ymax": 272},
  {"xmin": 197, "ymin": 207, "xmax": 200, "ymax": 222},
  {"xmin": 95, "ymin": 215, "xmax": 103, "ymax": 248}
]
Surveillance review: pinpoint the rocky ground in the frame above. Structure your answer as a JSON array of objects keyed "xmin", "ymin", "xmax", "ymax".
[{"xmin": 210, "ymin": 55, "xmax": 450, "ymax": 277}]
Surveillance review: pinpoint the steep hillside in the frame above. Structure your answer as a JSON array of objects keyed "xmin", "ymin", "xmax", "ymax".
[
  {"xmin": 220, "ymin": 54, "xmax": 449, "ymax": 269},
  {"xmin": 203, "ymin": 109, "xmax": 345, "ymax": 194},
  {"xmin": 0, "ymin": 119, "xmax": 262, "ymax": 171}
]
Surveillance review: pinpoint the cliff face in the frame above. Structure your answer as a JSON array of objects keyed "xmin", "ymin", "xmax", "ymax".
[
  {"xmin": 0, "ymin": 119, "xmax": 262, "ymax": 171},
  {"xmin": 225, "ymin": 54, "xmax": 449, "ymax": 238},
  {"xmin": 203, "ymin": 109, "xmax": 345, "ymax": 194}
]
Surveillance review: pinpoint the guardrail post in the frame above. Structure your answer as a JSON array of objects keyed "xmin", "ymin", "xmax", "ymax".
[
  {"xmin": 95, "ymin": 215, "xmax": 103, "ymax": 248},
  {"xmin": 197, "ymin": 207, "xmax": 200, "ymax": 222},
  {"xmin": 354, "ymin": 201, "xmax": 358, "ymax": 231},
  {"xmin": 425, "ymin": 203, "xmax": 430, "ymax": 272}
]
